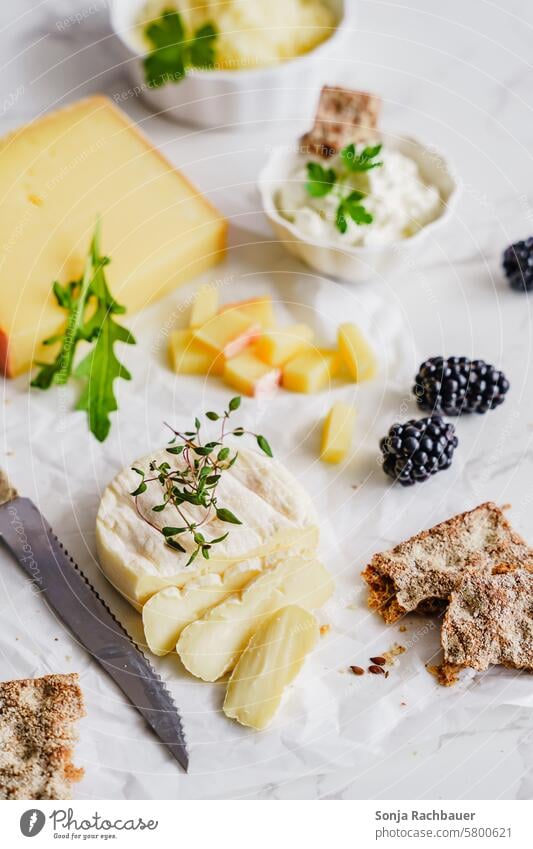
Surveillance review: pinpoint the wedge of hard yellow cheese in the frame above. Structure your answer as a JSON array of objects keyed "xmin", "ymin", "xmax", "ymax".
[
  {"xmin": 223, "ymin": 605, "xmax": 319, "ymax": 730},
  {"xmin": 0, "ymin": 96, "xmax": 227, "ymax": 376},
  {"xmin": 176, "ymin": 556, "xmax": 333, "ymax": 681}
]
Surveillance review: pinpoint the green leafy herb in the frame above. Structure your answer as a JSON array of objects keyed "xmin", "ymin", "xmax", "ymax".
[
  {"xmin": 130, "ymin": 397, "xmax": 273, "ymax": 565},
  {"xmin": 305, "ymin": 142, "xmax": 383, "ymax": 233},
  {"xmin": 31, "ymin": 219, "xmax": 135, "ymax": 442},
  {"xmin": 143, "ymin": 9, "xmax": 217, "ymax": 88}
]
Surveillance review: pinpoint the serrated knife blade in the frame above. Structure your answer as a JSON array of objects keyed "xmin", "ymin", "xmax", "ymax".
[{"xmin": 0, "ymin": 475, "xmax": 188, "ymax": 772}]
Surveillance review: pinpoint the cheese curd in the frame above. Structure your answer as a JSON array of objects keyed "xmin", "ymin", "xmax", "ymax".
[
  {"xmin": 138, "ymin": 0, "xmax": 336, "ymax": 69},
  {"xmin": 277, "ymin": 148, "xmax": 443, "ymax": 247}
]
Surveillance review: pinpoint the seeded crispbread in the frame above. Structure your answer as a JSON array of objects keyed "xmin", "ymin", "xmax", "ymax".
[
  {"xmin": 362, "ymin": 503, "xmax": 533, "ymax": 623},
  {"xmin": 0, "ymin": 673, "xmax": 84, "ymax": 800},
  {"xmin": 301, "ymin": 86, "xmax": 381, "ymax": 158}
]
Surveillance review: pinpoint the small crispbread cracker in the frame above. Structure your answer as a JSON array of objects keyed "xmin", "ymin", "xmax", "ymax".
[
  {"xmin": 0, "ymin": 673, "xmax": 85, "ymax": 800},
  {"xmin": 441, "ymin": 568, "xmax": 533, "ymax": 673},
  {"xmin": 362, "ymin": 503, "xmax": 533, "ymax": 623},
  {"xmin": 301, "ymin": 86, "xmax": 381, "ymax": 158}
]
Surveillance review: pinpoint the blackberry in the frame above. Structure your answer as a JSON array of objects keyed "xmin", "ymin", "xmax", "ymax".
[
  {"xmin": 413, "ymin": 356, "xmax": 509, "ymax": 416},
  {"xmin": 380, "ymin": 415, "xmax": 458, "ymax": 487},
  {"xmin": 503, "ymin": 237, "xmax": 533, "ymax": 292}
]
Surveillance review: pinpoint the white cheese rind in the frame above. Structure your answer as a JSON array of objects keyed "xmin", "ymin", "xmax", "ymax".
[
  {"xmin": 176, "ymin": 556, "xmax": 333, "ymax": 681},
  {"xmin": 96, "ymin": 446, "xmax": 319, "ymax": 607},
  {"xmin": 223, "ymin": 605, "xmax": 319, "ymax": 730}
]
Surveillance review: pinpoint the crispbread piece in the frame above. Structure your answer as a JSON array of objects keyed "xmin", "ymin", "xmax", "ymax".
[
  {"xmin": 362, "ymin": 503, "xmax": 533, "ymax": 623},
  {"xmin": 0, "ymin": 673, "xmax": 85, "ymax": 800},
  {"xmin": 301, "ymin": 86, "xmax": 381, "ymax": 158},
  {"xmin": 441, "ymin": 568, "xmax": 533, "ymax": 673}
]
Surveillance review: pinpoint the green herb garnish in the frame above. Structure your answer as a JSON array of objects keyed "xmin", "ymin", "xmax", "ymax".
[
  {"xmin": 305, "ymin": 142, "xmax": 383, "ymax": 233},
  {"xmin": 31, "ymin": 219, "xmax": 135, "ymax": 442},
  {"xmin": 143, "ymin": 9, "xmax": 217, "ymax": 88},
  {"xmin": 130, "ymin": 397, "xmax": 273, "ymax": 565}
]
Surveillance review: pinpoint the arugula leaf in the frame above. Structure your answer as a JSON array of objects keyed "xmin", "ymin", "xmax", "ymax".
[
  {"xmin": 31, "ymin": 219, "xmax": 135, "ymax": 442},
  {"xmin": 143, "ymin": 9, "xmax": 217, "ymax": 88},
  {"xmin": 341, "ymin": 142, "xmax": 383, "ymax": 173},
  {"xmin": 305, "ymin": 162, "xmax": 336, "ymax": 198}
]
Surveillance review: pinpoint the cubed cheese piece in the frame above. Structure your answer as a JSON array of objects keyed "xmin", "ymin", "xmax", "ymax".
[
  {"xmin": 223, "ymin": 605, "xmax": 319, "ymax": 730},
  {"xmin": 0, "ymin": 96, "xmax": 227, "ymax": 377},
  {"xmin": 256, "ymin": 324, "xmax": 314, "ymax": 367},
  {"xmin": 338, "ymin": 323, "xmax": 377, "ymax": 382},
  {"xmin": 169, "ymin": 329, "xmax": 224, "ymax": 376},
  {"xmin": 190, "ymin": 285, "xmax": 219, "ymax": 328},
  {"xmin": 193, "ymin": 310, "xmax": 260, "ymax": 359},
  {"xmin": 321, "ymin": 402, "xmax": 356, "ymax": 464},
  {"xmin": 223, "ymin": 349, "xmax": 281, "ymax": 398},
  {"xmin": 142, "ymin": 562, "xmax": 261, "ymax": 656},
  {"xmin": 282, "ymin": 348, "xmax": 339, "ymax": 393},
  {"xmin": 220, "ymin": 297, "xmax": 275, "ymax": 330},
  {"xmin": 176, "ymin": 556, "xmax": 333, "ymax": 681}
]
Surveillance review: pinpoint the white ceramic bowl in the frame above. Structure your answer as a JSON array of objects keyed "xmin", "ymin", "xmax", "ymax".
[
  {"xmin": 258, "ymin": 134, "xmax": 460, "ymax": 283},
  {"xmin": 110, "ymin": 0, "xmax": 351, "ymax": 129}
]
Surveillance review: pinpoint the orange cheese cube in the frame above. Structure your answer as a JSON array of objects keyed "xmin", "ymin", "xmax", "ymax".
[
  {"xmin": 223, "ymin": 350, "xmax": 281, "ymax": 398},
  {"xmin": 321, "ymin": 402, "xmax": 356, "ymax": 464},
  {"xmin": 220, "ymin": 297, "xmax": 275, "ymax": 330},
  {"xmin": 193, "ymin": 310, "xmax": 260, "ymax": 359},
  {"xmin": 282, "ymin": 349, "xmax": 340, "ymax": 393},
  {"xmin": 169, "ymin": 329, "xmax": 223, "ymax": 376},
  {"xmin": 256, "ymin": 323, "xmax": 314, "ymax": 367},
  {"xmin": 190, "ymin": 284, "xmax": 219, "ymax": 328}
]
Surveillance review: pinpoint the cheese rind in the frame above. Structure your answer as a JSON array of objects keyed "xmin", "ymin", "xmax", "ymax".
[
  {"xmin": 338, "ymin": 323, "xmax": 377, "ymax": 382},
  {"xmin": 223, "ymin": 605, "xmax": 319, "ymax": 730},
  {"xmin": 256, "ymin": 324, "xmax": 314, "ymax": 366},
  {"xmin": 176, "ymin": 556, "xmax": 333, "ymax": 681},
  {"xmin": 0, "ymin": 96, "xmax": 227, "ymax": 377},
  {"xmin": 96, "ymin": 446, "xmax": 319, "ymax": 607},
  {"xmin": 282, "ymin": 348, "xmax": 339, "ymax": 393},
  {"xmin": 321, "ymin": 402, "xmax": 356, "ymax": 463},
  {"xmin": 142, "ymin": 561, "xmax": 262, "ymax": 655}
]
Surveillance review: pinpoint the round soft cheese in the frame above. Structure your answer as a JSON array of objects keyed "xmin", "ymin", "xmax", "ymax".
[{"xmin": 96, "ymin": 446, "xmax": 319, "ymax": 607}]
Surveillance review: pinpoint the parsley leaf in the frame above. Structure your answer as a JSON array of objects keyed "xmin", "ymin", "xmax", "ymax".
[
  {"xmin": 31, "ymin": 219, "xmax": 135, "ymax": 442},
  {"xmin": 143, "ymin": 9, "xmax": 218, "ymax": 88},
  {"xmin": 305, "ymin": 162, "xmax": 336, "ymax": 198},
  {"xmin": 341, "ymin": 142, "xmax": 383, "ymax": 173}
]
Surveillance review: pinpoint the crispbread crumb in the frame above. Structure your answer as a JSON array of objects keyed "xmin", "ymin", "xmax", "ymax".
[
  {"xmin": 383, "ymin": 644, "xmax": 406, "ymax": 666},
  {"xmin": 0, "ymin": 673, "xmax": 85, "ymax": 800},
  {"xmin": 427, "ymin": 662, "xmax": 463, "ymax": 687}
]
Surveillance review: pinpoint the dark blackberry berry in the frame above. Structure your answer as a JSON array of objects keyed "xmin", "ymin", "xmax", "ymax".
[
  {"xmin": 503, "ymin": 237, "xmax": 533, "ymax": 292},
  {"xmin": 380, "ymin": 415, "xmax": 458, "ymax": 486},
  {"xmin": 413, "ymin": 356, "xmax": 509, "ymax": 416}
]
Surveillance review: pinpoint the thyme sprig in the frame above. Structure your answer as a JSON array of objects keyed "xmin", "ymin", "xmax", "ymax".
[{"xmin": 130, "ymin": 397, "xmax": 272, "ymax": 566}]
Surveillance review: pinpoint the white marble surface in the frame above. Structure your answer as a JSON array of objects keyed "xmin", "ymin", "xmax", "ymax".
[{"xmin": 1, "ymin": 0, "xmax": 533, "ymax": 800}]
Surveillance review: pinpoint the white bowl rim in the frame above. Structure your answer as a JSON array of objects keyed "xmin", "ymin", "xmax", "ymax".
[
  {"xmin": 258, "ymin": 134, "xmax": 462, "ymax": 255},
  {"xmin": 110, "ymin": 0, "xmax": 349, "ymax": 80}
]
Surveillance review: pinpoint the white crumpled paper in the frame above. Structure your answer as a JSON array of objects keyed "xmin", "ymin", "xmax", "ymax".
[{"xmin": 1, "ymin": 231, "xmax": 532, "ymax": 800}]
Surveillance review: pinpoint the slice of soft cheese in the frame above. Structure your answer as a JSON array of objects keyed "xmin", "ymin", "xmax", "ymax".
[
  {"xmin": 0, "ymin": 96, "xmax": 227, "ymax": 377},
  {"xmin": 176, "ymin": 556, "xmax": 333, "ymax": 681},
  {"xmin": 282, "ymin": 348, "xmax": 339, "ymax": 393},
  {"xmin": 193, "ymin": 310, "xmax": 260, "ymax": 359},
  {"xmin": 256, "ymin": 324, "xmax": 314, "ymax": 367},
  {"xmin": 220, "ymin": 297, "xmax": 275, "ymax": 330},
  {"xmin": 96, "ymin": 446, "xmax": 319, "ymax": 607},
  {"xmin": 321, "ymin": 402, "xmax": 356, "ymax": 464},
  {"xmin": 223, "ymin": 349, "xmax": 281, "ymax": 398},
  {"xmin": 338, "ymin": 323, "xmax": 377, "ymax": 382},
  {"xmin": 223, "ymin": 605, "xmax": 319, "ymax": 730},
  {"xmin": 190, "ymin": 284, "xmax": 219, "ymax": 329},
  {"xmin": 143, "ymin": 560, "xmax": 262, "ymax": 656},
  {"xmin": 169, "ymin": 329, "xmax": 224, "ymax": 376}
]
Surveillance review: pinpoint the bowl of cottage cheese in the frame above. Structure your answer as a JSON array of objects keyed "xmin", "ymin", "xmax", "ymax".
[
  {"xmin": 110, "ymin": 0, "xmax": 349, "ymax": 128},
  {"xmin": 259, "ymin": 134, "xmax": 459, "ymax": 282}
]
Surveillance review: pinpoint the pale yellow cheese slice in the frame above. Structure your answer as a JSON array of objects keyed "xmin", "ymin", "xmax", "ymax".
[
  {"xmin": 282, "ymin": 348, "xmax": 340, "ymax": 393},
  {"xmin": 338, "ymin": 323, "xmax": 378, "ymax": 382},
  {"xmin": 256, "ymin": 324, "xmax": 314, "ymax": 367},
  {"xmin": 223, "ymin": 605, "xmax": 319, "ymax": 730},
  {"xmin": 176, "ymin": 556, "xmax": 333, "ymax": 681},
  {"xmin": 0, "ymin": 96, "xmax": 227, "ymax": 376},
  {"xmin": 189, "ymin": 284, "xmax": 219, "ymax": 328},
  {"xmin": 321, "ymin": 402, "xmax": 356, "ymax": 464},
  {"xmin": 168, "ymin": 329, "xmax": 224, "ymax": 376}
]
